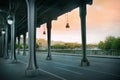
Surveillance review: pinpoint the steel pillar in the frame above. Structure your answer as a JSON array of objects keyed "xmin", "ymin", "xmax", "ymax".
[
  {"xmin": 0, "ymin": 36, "xmax": 2, "ymax": 57},
  {"xmin": 25, "ymin": 0, "xmax": 39, "ymax": 76},
  {"xmin": 4, "ymin": 23, "xmax": 9, "ymax": 59},
  {"xmin": 11, "ymin": 14, "xmax": 17, "ymax": 63},
  {"xmin": 46, "ymin": 20, "xmax": 52, "ymax": 60},
  {"xmin": 79, "ymin": 4, "xmax": 89, "ymax": 66},
  {"xmin": 23, "ymin": 33, "xmax": 26, "ymax": 56},
  {"xmin": 17, "ymin": 35, "xmax": 20, "ymax": 54},
  {"xmin": 2, "ymin": 31, "xmax": 5, "ymax": 57}
]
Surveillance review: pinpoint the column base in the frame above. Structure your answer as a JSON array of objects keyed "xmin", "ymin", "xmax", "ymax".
[
  {"xmin": 25, "ymin": 68, "xmax": 39, "ymax": 77},
  {"xmin": 4, "ymin": 56, "xmax": 9, "ymax": 59},
  {"xmin": 17, "ymin": 52, "xmax": 20, "ymax": 55},
  {"xmin": 23, "ymin": 53, "xmax": 26, "ymax": 56},
  {"xmin": 10, "ymin": 59, "xmax": 19, "ymax": 64},
  {"xmin": 46, "ymin": 56, "xmax": 52, "ymax": 60},
  {"xmin": 81, "ymin": 59, "xmax": 90, "ymax": 66}
]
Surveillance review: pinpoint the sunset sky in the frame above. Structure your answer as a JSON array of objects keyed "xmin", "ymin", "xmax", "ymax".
[{"xmin": 36, "ymin": 0, "xmax": 120, "ymax": 44}]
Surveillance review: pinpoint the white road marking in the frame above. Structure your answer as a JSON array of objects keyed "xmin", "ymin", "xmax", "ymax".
[
  {"xmin": 18, "ymin": 60, "xmax": 67, "ymax": 80},
  {"xmin": 56, "ymin": 67, "xmax": 83, "ymax": 75},
  {"xmin": 51, "ymin": 61, "xmax": 120, "ymax": 78},
  {"xmin": 38, "ymin": 60, "xmax": 83, "ymax": 75},
  {"xmin": 39, "ymin": 68, "xmax": 67, "ymax": 80}
]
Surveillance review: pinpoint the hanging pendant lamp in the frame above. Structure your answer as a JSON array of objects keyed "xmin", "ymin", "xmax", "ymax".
[
  {"xmin": 65, "ymin": 13, "xmax": 70, "ymax": 29},
  {"xmin": 66, "ymin": 23, "xmax": 70, "ymax": 28},
  {"xmin": 43, "ymin": 26, "xmax": 46, "ymax": 35}
]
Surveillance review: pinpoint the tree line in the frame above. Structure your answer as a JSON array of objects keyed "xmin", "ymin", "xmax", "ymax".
[
  {"xmin": 51, "ymin": 43, "xmax": 97, "ymax": 49},
  {"xmin": 98, "ymin": 36, "xmax": 120, "ymax": 50},
  {"xmin": 51, "ymin": 43, "xmax": 81, "ymax": 49},
  {"xmin": 16, "ymin": 36, "xmax": 120, "ymax": 50}
]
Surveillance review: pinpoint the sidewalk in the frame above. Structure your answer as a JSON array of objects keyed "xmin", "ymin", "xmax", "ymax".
[
  {"xmin": 0, "ymin": 58, "xmax": 60, "ymax": 80},
  {"xmin": 0, "ymin": 58, "xmax": 26, "ymax": 80}
]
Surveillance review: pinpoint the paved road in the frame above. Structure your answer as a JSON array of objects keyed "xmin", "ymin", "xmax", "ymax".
[
  {"xmin": 18, "ymin": 51, "xmax": 120, "ymax": 80},
  {"xmin": 0, "ymin": 51, "xmax": 120, "ymax": 80}
]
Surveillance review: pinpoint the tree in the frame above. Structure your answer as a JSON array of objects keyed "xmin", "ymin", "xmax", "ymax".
[
  {"xmin": 98, "ymin": 36, "xmax": 120, "ymax": 50},
  {"xmin": 16, "ymin": 44, "xmax": 18, "ymax": 49},
  {"xmin": 51, "ymin": 44, "xmax": 65, "ymax": 49},
  {"xmin": 98, "ymin": 41, "xmax": 104, "ymax": 49},
  {"xmin": 87, "ymin": 44, "xmax": 97, "ymax": 49},
  {"xmin": 104, "ymin": 36, "xmax": 116, "ymax": 50},
  {"xmin": 20, "ymin": 44, "xmax": 24, "ymax": 49},
  {"xmin": 112, "ymin": 37, "xmax": 120, "ymax": 50}
]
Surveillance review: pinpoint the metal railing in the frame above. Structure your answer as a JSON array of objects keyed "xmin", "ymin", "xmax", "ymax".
[
  {"xmin": 47, "ymin": 49, "xmax": 120, "ymax": 56},
  {"xmin": 17, "ymin": 49, "xmax": 120, "ymax": 56}
]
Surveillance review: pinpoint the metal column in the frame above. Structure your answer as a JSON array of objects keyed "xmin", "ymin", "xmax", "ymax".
[
  {"xmin": 23, "ymin": 33, "xmax": 26, "ymax": 56},
  {"xmin": 0, "ymin": 36, "xmax": 2, "ymax": 57},
  {"xmin": 46, "ymin": 20, "xmax": 52, "ymax": 60},
  {"xmin": 17, "ymin": 35, "xmax": 20, "ymax": 54},
  {"xmin": 2, "ymin": 30, "xmax": 5, "ymax": 57},
  {"xmin": 25, "ymin": 0, "xmax": 39, "ymax": 76},
  {"xmin": 4, "ymin": 23, "xmax": 9, "ymax": 59},
  {"xmin": 11, "ymin": 14, "xmax": 17, "ymax": 63},
  {"xmin": 79, "ymin": 4, "xmax": 89, "ymax": 66}
]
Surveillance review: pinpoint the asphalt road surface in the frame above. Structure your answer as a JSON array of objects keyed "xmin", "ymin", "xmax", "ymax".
[{"xmin": 0, "ymin": 51, "xmax": 120, "ymax": 80}]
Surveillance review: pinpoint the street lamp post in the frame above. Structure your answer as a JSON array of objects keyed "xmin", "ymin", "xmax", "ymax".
[
  {"xmin": 2, "ymin": 30, "xmax": 5, "ymax": 34},
  {"xmin": 7, "ymin": 15, "xmax": 13, "ymax": 25}
]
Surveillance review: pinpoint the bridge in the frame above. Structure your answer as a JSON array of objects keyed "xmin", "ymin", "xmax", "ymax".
[{"xmin": 0, "ymin": 0, "xmax": 120, "ymax": 80}]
